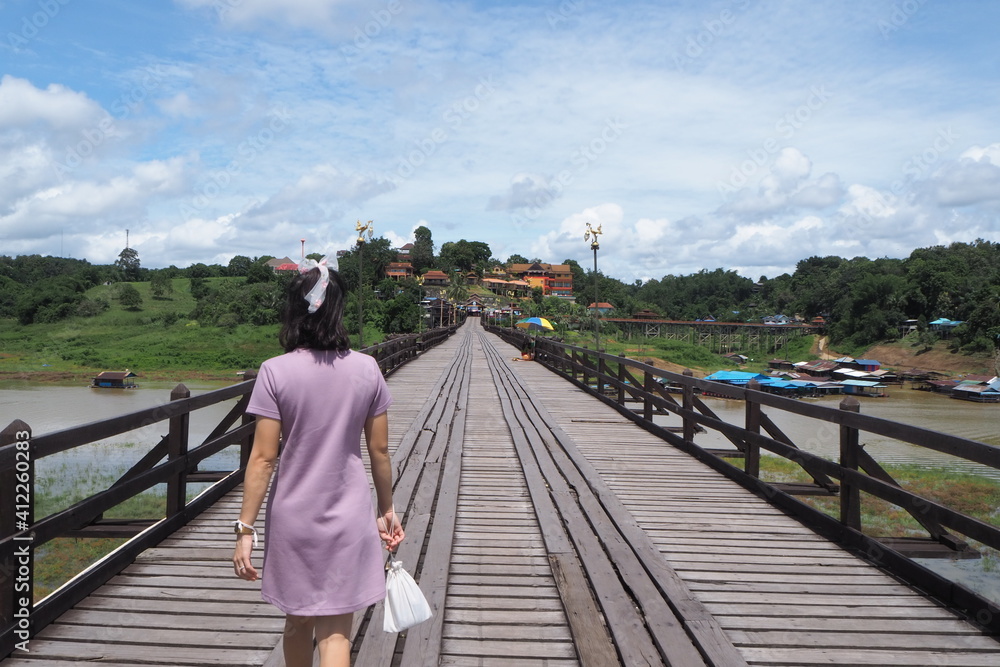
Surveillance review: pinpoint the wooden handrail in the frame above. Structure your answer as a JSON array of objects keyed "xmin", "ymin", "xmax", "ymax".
[
  {"xmin": 485, "ymin": 324, "xmax": 1000, "ymax": 549},
  {"xmin": 485, "ymin": 324, "xmax": 1000, "ymax": 632}
]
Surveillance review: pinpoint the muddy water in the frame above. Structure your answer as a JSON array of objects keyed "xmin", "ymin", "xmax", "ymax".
[{"xmin": 0, "ymin": 379, "xmax": 242, "ymax": 498}]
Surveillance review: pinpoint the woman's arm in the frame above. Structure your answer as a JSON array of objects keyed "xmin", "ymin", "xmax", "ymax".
[
  {"xmin": 232, "ymin": 416, "xmax": 280, "ymax": 580},
  {"xmin": 365, "ymin": 411, "xmax": 404, "ymax": 550}
]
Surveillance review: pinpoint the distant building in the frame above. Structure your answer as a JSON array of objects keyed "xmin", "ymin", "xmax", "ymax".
[
  {"xmin": 421, "ymin": 270, "xmax": 451, "ymax": 286},
  {"xmin": 386, "ymin": 262, "xmax": 414, "ymax": 281},
  {"xmin": 508, "ymin": 262, "xmax": 574, "ymax": 298},
  {"xmin": 929, "ymin": 318, "xmax": 964, "ymax": 335},
  {"xmin": 587, "ymin": 302, "xmax": 615, "ymax": 314},
  {"xmin": 266, "ymin": 256, "xmax": 298, "ymax": 272},
  {"xmin": 91, "ymin": 370, "xmax": 138, "ymax": 389}
]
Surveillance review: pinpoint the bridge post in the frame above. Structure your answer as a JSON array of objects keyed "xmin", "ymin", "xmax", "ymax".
[
  {"xmin": 617, "ymin": 354, "xmax": 626, "ymax": 407},
  {"xmin": 642, "ymin": 366, "xmax": 654, "ymax": 422},
  {"xmin": 839, "ymin": 396, "xmax": 862, "ymax": 530},
  {"xmin": 745, "ymin": 380, "xmax": 762, "ymax": 478},
  {"xmin": 166, "ymin": 384, "xmax": 191, "ymax": 518},
  {"xmin": 682, "ymin": 370, "xmax": 695, "ymax": 443},
  {"xmin": 596, "ymin": 351, "xmax": 606, "ymax": 397},
  {"xmin": 239, "ymin": 372, "xmax": 257, "ymax": 470},
  {"xmin": 1, "ymin": 420, "xmax": 33, "ymax": 645}
]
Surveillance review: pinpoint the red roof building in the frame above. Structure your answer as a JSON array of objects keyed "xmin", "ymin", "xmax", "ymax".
[{"xmin": 421, "ymin": 270, "xmax": 450, "ymax": 286}]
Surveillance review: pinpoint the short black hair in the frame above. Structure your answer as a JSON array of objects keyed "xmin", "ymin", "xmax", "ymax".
[{"xmin": 278, "ymin": 268, "xmax": 351, "ymax": 352}]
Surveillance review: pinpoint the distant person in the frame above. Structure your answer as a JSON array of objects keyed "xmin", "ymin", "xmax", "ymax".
[
  {"xmin": 513, "ymin": 344, "xmax": 534, "ymax": 361},
  {"xmin": 232, "ymin": 256, "xmax": 404, "ymax": 667}
]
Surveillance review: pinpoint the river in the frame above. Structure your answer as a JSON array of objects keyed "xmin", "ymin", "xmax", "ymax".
[{"xmin": 0, "ymin": 378, "xmax": 241, "ymax": 502}]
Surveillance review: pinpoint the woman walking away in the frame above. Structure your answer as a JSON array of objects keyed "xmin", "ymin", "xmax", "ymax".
[{"xmin": 232, "ymin": 255, "xmax": 404, "ymax": 667}]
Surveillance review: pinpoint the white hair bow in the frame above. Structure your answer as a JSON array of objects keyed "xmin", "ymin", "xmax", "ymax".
[{"xmin": 298, "ymin": 255, "xmax": 338, "ymax": 313}]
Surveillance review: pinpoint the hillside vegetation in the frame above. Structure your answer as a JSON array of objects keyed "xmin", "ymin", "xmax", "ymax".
[{"xmin": 2, "ymin": 238, "xmax": 998, "ymax": 380}]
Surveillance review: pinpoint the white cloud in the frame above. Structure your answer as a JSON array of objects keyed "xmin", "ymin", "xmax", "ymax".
[
  {"xmin": 720, "ymin": 148, "xmax": 844, "ymax": 216},
  {"xmin": 0, "ymin": 76, "xmax": 106, "ymax": 131},
  {"xmin": 3, "ymin": 1, "xmax": 1000, "ymax": 277},
  {"xmin": 487, "ymin": 173, "xmax": 560, "ymax": 212},
  {"xmin": 931, "ymin": 151, "xmax": 1000, "ymax": 207}
]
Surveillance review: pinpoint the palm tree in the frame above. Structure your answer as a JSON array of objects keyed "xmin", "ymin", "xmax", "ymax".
[{"xmin": 446, "ymin": 281, "xmax": 470, "ymax": 325}]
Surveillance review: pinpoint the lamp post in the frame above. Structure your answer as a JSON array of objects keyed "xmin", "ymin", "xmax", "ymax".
[
  {"xmin": 355, "ymin": 219, "xmax": 374, "ymax": 349},
  {"xmin": 584, "ymin": 222, "xmax": 603, "ymax": 351}
]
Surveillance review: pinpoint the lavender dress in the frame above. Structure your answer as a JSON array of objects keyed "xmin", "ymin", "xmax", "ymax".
[{"xmin": 247, "ymin": 348, "xmax": 393, "ymax": 615}]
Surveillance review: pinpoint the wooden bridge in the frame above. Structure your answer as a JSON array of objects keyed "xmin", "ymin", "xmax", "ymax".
[{"xmin": 2, "ymin": 319, "xmax": 1000, "ymax": 665}]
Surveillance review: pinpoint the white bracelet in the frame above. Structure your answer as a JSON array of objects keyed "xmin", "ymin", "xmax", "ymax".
[{"xmin": 234, "ymin": 519, "xmax": 259, "ymax": 548}]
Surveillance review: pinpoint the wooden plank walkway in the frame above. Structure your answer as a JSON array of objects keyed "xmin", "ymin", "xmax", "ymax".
[{"xmin": 4, "ymin": 319, "xmax": 1000, "ymax": 665}]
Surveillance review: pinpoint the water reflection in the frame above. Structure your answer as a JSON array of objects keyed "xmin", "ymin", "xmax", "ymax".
[{"xmin": 1, "ymin": 379, "xmax": 244, "ymax": 503}]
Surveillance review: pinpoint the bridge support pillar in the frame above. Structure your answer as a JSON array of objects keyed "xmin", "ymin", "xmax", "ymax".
[{"xmin": 839, "ymin": 397, "xmax": 862, "ymax": 531}]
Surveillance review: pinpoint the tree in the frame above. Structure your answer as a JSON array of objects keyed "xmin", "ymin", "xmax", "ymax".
[
  {"xmin": 150, "ymin": 272, "xmax": 174, "ymax": 299},
  {"xmin": 190, "ymin": 276, "xmax": 211, "ymax": 300},
  {"xmin": 411, "ymin": 226, "xmax": 435, "ymax": 274},
  {"xmin": 188, "ymin": 263, "xmax": 212, "ymax": 279},
  {"xmin": 246, "ymin": 261, "xmax": 275, "ymax": 285},
  {"xmin": 338, "ymin": 237, "xmax": 398, "ymax": 292},
  {"xmin": 506, "ymin": 254, "xmax": 530, "ymax": 266},
  {"xmin": 15, "ymin": 275, "xmax": 87, "ymax": 324},
  {"xmin": 439, "ymin": 240, "xmax": 491, "ymax": 274},
  {"xmin": 118, "ymin": 283, "xmax": 143, "ymax": 310},
  {"xmin": 227, "ymin": 255, "xmax": 253, "ymax": 277},
  {"xmin": 115, "ymin": 247, "xmax": 141, "ymax": 282},
  {"xmin": 447, "ymin": 280, "xmax": 470, "ymax": 305}
]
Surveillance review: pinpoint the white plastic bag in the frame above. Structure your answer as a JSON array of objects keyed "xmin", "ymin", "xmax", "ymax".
[{"xmin": 383, "ymin": 553, "xmax": 432, "ymax": 633}]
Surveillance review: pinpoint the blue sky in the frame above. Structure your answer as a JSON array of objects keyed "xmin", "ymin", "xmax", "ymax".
[{"xmin": 2, "ymin": 0, "xmax": 999, "ymax": 283}]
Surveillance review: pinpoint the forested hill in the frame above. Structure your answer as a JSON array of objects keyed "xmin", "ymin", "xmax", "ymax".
[{"xmin": 1, "ymin": 239, "xmax": 998, "ymax": 355}]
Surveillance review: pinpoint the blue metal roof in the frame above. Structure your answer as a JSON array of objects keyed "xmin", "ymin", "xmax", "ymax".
[{"xmin": 704, "ymin": 371, "xmax": 770, "ymax": 384}]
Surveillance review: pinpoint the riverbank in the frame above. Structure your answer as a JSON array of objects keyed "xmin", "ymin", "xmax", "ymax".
[{"xmin": 0, "ymin": 368, "xmax": 244, "ymax": 384}]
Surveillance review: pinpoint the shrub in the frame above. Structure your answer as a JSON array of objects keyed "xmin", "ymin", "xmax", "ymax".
[{"xmin": 76, "ymin": 298, "xmax": 110, "ymax": 317}]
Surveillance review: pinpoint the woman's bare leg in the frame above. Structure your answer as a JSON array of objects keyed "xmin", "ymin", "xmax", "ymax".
[
  {"xmin": 283, "ymin": 615, "xmax": 316, "ymax": 667},
  {"xmin": 315, "ymin": 613, "xmax": 353, "ymax": 667}
]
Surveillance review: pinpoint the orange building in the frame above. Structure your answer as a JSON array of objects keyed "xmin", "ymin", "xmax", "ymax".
[{"xmin": 508, "ymin": 262, "xmax": 574, "ymax": 298}]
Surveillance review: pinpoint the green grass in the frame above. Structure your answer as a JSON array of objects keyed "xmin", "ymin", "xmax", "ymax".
[
  {"xmin": 758, "ymin": 455, "xmax": 1000, "ymax": 557},
  {"xmin": 32, "ymin": 482, "xmax": 204, "ymax": 601},
  {"xmin": 556, "ymin": 330, "xmax": 737, "ymax": 373},
  {"xmin": 0, "ymin": 278, "xmax": 283, "ymax": 377}
]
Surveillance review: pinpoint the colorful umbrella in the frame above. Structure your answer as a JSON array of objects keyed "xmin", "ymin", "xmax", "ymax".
[{"xmin": 516, "ymin": 317, "xmax": 554, "ymax": 331}]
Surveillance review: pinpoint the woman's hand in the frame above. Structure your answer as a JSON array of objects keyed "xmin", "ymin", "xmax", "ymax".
[
  {"xmin": 377, "ymin": 510, "xmax": 405, "ymax": 552},
  {"xmin": 233, "ymin": 535, "xmax": 259, "ymax": 580}
]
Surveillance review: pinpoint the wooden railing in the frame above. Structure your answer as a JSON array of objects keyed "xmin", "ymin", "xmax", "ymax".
[
  {"xmin": 0, "ymin": 326, "xmax": 458, "ymax": 657},
  {"xmin": 488, "ymin": 325, "xmax": 1000, "ymax": 632}
]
